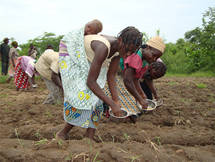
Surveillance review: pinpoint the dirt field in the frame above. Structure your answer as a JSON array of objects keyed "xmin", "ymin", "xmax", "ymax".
[{"xmin": 0, "ymin": 76, "xmax": 215, "ymax": 162}]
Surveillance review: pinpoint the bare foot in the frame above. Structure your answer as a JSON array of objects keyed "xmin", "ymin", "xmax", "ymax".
[{"xmin": 56, "ymin": 131, "xmax": 69, "ymax": 140}]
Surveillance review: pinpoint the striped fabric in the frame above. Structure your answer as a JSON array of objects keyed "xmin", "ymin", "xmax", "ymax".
[{"xmin": 104, "ymin": 76, "xmax": 140, "ymax": 115}]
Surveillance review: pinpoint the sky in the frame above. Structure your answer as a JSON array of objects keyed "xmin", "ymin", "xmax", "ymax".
[{"xmin": 0, "ymin": 0, "xmax": 214, "ymax": 44}]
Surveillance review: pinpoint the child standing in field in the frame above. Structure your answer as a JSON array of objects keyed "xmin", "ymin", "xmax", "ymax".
[
  {"xmin": 35, "ymin": 45, "xmax": 63, "ymax": 104},
  {"xmin": 56, "ymin": 26, "xmax": 143, "ymax": 140}
]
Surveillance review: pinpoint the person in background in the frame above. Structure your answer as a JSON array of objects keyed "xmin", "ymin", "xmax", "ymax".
[
  {"xmin": 7, "ymin": 41, "xmax": 19, "ymax": 83},
  {"xmin": 28, "ymin": 43, "xmax": 37, "ymax": 59},
  {"xmin": 14, "ymin": 56, "xmax": 37, "ymax": 91},
  {"xmin": 0, "ymin": 38, "xmax": 10, "ymax": 75},
  {"xmin": 35, "ymin": 45, "xmax": 63, "ymax": 104}
]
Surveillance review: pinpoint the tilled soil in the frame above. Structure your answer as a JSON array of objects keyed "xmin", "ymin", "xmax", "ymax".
[{"xmin": 0, "ymin": 76, "xmax": 215, "ymax": 162}]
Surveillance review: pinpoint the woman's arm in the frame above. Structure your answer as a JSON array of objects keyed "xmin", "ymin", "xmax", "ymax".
[
  {"xmin": 124, "ymin": 68, "xmax": 148, "ymax": 108},
  {"xmin": 51, "ymin": 71, "xmax": 63, "ymax": 89},
  {"xmin": 27, "ymin": 75, "xmax": 33, "ymax": 89},
  {"xmin": 87, "ymin": 40, "xmax": 121, "ymax": 114},
  {"xmin": 11, "ymin": 52, "xmax": 16, "ymax": 67},
  {"xmin": 145, "ymin": 79, "xmax": 158, "ymax": 99},
  {"xmin": 133, "ymin": 78, "xmax": 147, "ymax": 99},
  {"xmin": 107, "ymin": 55, "xmax": 120, "ymax": 103},
  {"xmin": 28, "ymin": 49, "xmax": 32, "ymax": 56}
]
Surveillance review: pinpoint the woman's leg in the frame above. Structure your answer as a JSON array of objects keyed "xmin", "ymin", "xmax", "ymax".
[
  {"xmin": 2, "ymin": 61, "xmax": 7, "ymax": 75},
  {"xmin": 6, "ymin": 76, "xmax": 12, "ymax": 83},
  {"xmin": 32, "ymin": 75, "xmax": 36, "ymax": 84},
  {"xmin": 56, "ymin": 123, "xmax": 74, "ymax": 140},
  {"xmin": 42, "ymin": 77, "xmax": 55, "ymax": 104},
  {"xmin": 85, "ymin": 128, "xmax": 96, "ymax": 140},
  {"xmin": 51, "ymin": 81, "xmax": 63, "ymax": 104}
]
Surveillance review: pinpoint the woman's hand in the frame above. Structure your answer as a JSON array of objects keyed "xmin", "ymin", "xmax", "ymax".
[
  {"xmin": 139, "ymin": 99, "xmax": 148, "ymax": 110},
  {"xmin": 110, "ymin": 102, "xmax": 123, "ymax": 117},
  {"xmin": 154, "ymin": 96, "xmax": 159, "ymax": 100}
]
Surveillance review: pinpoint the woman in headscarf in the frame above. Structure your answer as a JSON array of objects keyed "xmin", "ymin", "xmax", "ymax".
[
  {"xmin": 7, "ymin": 41, "xmax": 19, "ymax": 83},
  {"xmin": 120, "ymin": 36, "xmax": 166, "ymax": 104},
  {"xmin": 28, "ymin": 43, "xmax": 38, "ymax": 59}
]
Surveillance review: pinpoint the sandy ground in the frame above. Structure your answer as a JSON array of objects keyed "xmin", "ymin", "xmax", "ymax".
[{"xmin": 0, "ymin": 76, "xmax": 215, "ymax": 162}]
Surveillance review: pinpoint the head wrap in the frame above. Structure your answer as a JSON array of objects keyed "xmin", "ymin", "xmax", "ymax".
[
  {"xmin": 146, "ymin": 36, "xmax": 165, "ymax": 53},
  {"xmin": 11, "ymin": 41, "xmax": 18, "ymax": 47}
]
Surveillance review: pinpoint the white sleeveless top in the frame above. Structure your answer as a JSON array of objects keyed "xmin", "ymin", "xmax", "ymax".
[{"xmin": 84, "ymin": 35, "xmax": 117, "ymax": 67}]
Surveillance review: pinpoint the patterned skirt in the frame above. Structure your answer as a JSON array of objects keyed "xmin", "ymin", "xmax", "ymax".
[
  {"xmin": 14, "ymin": 57, "xmax": 29, "ymax": 89},
  {"xmin": 104, "ymin": 76, "xmax": 140, "ymax": 115},
  {"xmin": 64, "ymin": 100, "xmax": 104, "ymax": 129}
]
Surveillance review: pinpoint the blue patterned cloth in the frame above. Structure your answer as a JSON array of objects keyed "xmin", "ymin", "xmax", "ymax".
[{"xmin": 63, "ymin": 100, "xmax": 103, "ymax": 128}]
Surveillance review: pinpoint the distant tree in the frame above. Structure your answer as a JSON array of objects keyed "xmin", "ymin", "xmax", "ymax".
[
  {"xmin": 176, "ymin": 38, "xmax": 186, "ymax": 49},
  {"xmin": 19, "ymin": 32, "xmax": 63, "ymax": 58},
  {"xmin": 156, "ymin": 29, "xmax": 160, "ymax": 36},
  {"xmin": 142, "ymin": 29, "xmax": 161, "ymax": 44},
  {"xmin": 185, "ymin": 7, "xmax": 215, "ymax": 72},
  {"xmin": 142, "ymin": 32, "xmax": 149, "ymax": 44}
]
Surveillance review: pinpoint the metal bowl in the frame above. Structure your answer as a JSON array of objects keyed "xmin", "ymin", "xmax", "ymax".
[
  {"xmin": 109, "ymin": 108, "xmax": 129, "ymax": 119},
  {"xmin": 153, "ymin": 99, "xmax": 163, "ymax": 107},
  {"xmin": 137, "ymin": 99, "xmax": 157, "ymax": 111}
]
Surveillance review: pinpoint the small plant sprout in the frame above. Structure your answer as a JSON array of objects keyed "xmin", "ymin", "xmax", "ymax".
[
  {"xmin": 168, "ymin": 81, "xmax": 177, "ymax": 86},
  {"xmin": 123, "ymin": 133, "xmax": 130, "ymax": 141},
  {"xmin": 93, "ymin": 151, "xmax": 100, "ymax": 162},
  {"xmin": 130, "ymin": 155, "xmax": 141, "ymax": 162},
  {"xmin": 45, "ymin": 110, "xmax": 53, "ymax": 118},
  {"xmin": 97, "ymin": 130, "xmax": 104, "ymax": 143},
  {"xmin": 195, "ymin": 83, "xmax": 207, "ymax": 88},
  {"xmin": 15, "ymin": 128, "xmax": 24, "ymax": 148},
  {"xmin": 64, "ymin": 153, "xmax": 73, "ymax": 161},
  {"xmin": 34, "ymin": 130, "xmax": 41, "ymax": 139},
  {"xmin": 154, "ymin": 136, "xmax": 161, "ymax": 146},
  {"xmin": 34, "ymin": 138, "xmax": 49, "ymax": 146},
  {"xmin": 112, "ymin": 135, "xmax": 115, "ymax": 143}
]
